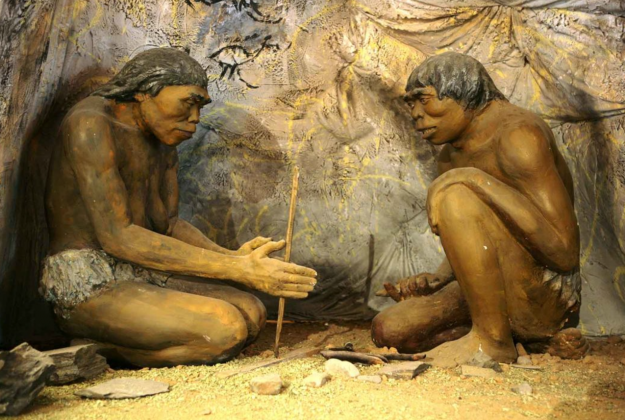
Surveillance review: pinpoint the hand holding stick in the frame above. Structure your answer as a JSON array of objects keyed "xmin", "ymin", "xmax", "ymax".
[{"xmin": 274, "ymin": 166, "xmax": 300, "ymax": 358}]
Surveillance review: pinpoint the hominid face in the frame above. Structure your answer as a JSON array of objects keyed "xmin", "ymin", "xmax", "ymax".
[
  {"xmin": 405, "ymin": 86, "xmax": 473, "ymax": 145},
  {"xmin": 135, "ymin": 85, "xmax": 211, "ymax": 146}
]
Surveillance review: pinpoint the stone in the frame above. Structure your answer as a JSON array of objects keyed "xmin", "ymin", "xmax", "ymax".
[
  {"xmin": 75, "ymin": 378, "xmax": 169, "ymax": 399},
  {"xmin": 324, "ymin": 359, "xmax": 359, "ymax": 378},
  {"xmin": 44, "ymin": 344, "xmax": 109, "ymax": 385},
  {"xmin": 467, "ymin": 350, "xmax": 503, "ymax": 372},
  {"xmin": 461, "ymin": 365, "xmax": 500, "ymax": 379},
  {"xmin": 516, "ymin": 355, "xmax": 533, "ymax": 366},
  {"xmin": 303, "ymin": 372, "xmax": 330, "ymax": 388},
  {"xmin": 378, "ymin": 361, "xmax": 430, "ymax": 379},
  {"xmin": 511, "ymin": 382, "xmax": 533, "ymax": 395},
  {"xmin": 0, "ymin": 343, "xmax": 55, "ymax": 416},
  {"xmin": 357, "ymin": 375, "xmax": 382, "ymax": 384},
  {"xmin": 250, "ymin": 373, "xmax": 283, "ymax": 395}
]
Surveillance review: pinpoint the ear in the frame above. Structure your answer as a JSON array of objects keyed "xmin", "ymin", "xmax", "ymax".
[{"xmin": 134, "ymin": 92, "xmax": 151, "ymax": 102}]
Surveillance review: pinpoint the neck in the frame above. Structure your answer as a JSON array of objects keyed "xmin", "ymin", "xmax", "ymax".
[
  {"xmin": 112, "ymin": 100, "xmax": 152, "ymax": 138},
  {"xmin": 450, "ymin": 100, "xmax": 498, "ymax": 150}
]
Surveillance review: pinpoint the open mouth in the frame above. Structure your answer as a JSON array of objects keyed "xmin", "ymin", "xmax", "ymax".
[{"xmin": 418, "ymin": 127, "xmax": 436, "ymax": 137}]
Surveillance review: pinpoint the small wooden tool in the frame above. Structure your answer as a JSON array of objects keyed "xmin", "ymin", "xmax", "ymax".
[{"xmin": 273, "ymin": 166, "xmax": 300, "ymax": 358}]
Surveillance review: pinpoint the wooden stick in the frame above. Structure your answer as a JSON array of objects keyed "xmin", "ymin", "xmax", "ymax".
[
  {"xmin": 274, "ymin": 166, "xmax": 300, "ymax": 358},
  {"xmin": 320, "ymin": 350, "xmax": 387, "ymax": 365}
]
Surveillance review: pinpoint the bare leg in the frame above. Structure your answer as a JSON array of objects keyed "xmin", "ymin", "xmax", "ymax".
[
  {"xmin": 425, "ymin": 184, "xmax": 541, "ymax": 366},
  {"xmin": 60, "ymin": 282, "xmax": 249, "ymax": 367},
  {"xmin": 165, "ymin": 276, "xmax": 267, "ymax": 345},
  {"xmin": 371, "ymin": 281, "xmax": 471, "ymax": 353}
]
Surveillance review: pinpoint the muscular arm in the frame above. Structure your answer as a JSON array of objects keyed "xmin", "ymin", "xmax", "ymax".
[
  {"xmin": 160, "ymin": 151, "xmax": 237, "ymax": 255},
  {"xmin": 63, "ymin": 112, "xmax": 316, "ymax": 297},
  {"xmin": 428, "ymin": 125, "xmax": 579, "ymax": 272}
]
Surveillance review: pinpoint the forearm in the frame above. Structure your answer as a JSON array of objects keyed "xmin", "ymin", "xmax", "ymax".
[
  {"xmin": 170, "ymin": 218, "xmax": 236, "ymax": 255},
  {"xmin": 102, "ymin": 224, "xmax": 247, "ymax": 282},
  {"xmin": 453, "ymin": 174, "xmax": 579, "ymax": 271}
]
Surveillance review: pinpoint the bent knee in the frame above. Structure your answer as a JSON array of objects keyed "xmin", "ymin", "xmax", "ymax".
[
  {"xmin": 438, "ymin": 184, "xmax": 484, "ymax": 221},
  {"xmin": 193, "ymin": 303, "xmax": 248, "ymax": 360}
]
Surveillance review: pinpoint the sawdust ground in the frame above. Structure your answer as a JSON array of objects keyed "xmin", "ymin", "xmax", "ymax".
[{"xmin": 17, "ymin": 321, "xmax": 625, "ymax": 420}]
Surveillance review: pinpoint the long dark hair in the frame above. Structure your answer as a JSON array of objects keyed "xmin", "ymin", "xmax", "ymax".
[
  {"xmin": 92, "ymin": 48, "xmax": 208, "ymax": 101},
  {"xmin": 406, "ymin": 52, "xmax": 506, "ymax": 110}
]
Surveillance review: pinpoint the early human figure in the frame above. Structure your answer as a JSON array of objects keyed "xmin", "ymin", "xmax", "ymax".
[
  {"xmin": 372, "ymin": 53, "xmax": 583, "ymax": 366},
  {"xmin": 41, "ymin": 48, "xmax": 317, "ymax": 367}
]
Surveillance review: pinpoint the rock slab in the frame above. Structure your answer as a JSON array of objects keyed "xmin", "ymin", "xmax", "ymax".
[
  {"xmin": 357, "ymin": 375, "xmax": 382, "ymax": 384},
  {"xmin": 250, "ymin": 373, "xmax": 283, "ymax": 395},
  {"xmin": 461, "ymin": 365, "xmax": 500, "ymax": 379},
  {"xmin": 467, "ymin": 350, "xmax": 503, "ymax": 372},
  {"xmin": 75, "ymin": 378, "xmax": 169, "ymax": 399},
  {"xmin": 303, "ymin": 372, "xmax": 330, "ymax": 388},
  {"xmin": 0, "ymin": 343, "xmax": 55, "ymax": 416},
  {"xmin": 44, "ymin": 344, "xmax": 108, "ymax": 385},
  {"xmin": 378, "ymin": 361, "xmax": 430, "ymax": 379}
]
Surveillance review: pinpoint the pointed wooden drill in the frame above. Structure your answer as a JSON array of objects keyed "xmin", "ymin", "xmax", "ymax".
[{"xmin": 274, "ymin": 166, "xmax": 300, "ymax": 358}]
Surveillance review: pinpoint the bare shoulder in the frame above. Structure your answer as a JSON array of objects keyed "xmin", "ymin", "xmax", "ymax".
[
  {"xmin": 62, "ymin": 96, "xmax": 117, "ymax": 164},
  {"xmin": 495, "ymin": 104, "xmax": 555, "ymax": 175}
]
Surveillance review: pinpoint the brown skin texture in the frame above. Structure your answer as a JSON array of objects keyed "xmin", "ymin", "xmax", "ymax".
[
  {"xmin": 46, "ymin": 85, "xmax": 317, "ymax": 367},
  {"xmin": 371, "ymin": 86, "xmax": 580, "ymax": 367}
]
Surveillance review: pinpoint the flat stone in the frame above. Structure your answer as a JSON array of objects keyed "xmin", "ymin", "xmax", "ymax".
[
  {"xmin": 75, "ymin": 378, "xmax": 169, "ymax": 399},
  {"xmin": 461, "ymin": 365, "xmax": 500, "ymax": 379},
  {"xmin": 379, "ymin": 361, "xmax": 430, "ymax": 379},
  {"xmin": 0, "ymin": 343, "xmax": 55, "ymax": 416},
  {"xmin": 250, "ymin": 373, "xmax": 283, "ymax": 395},
  {"xmin": 303, "ymin": 371, "xmax": 330, "ymax": 388},
  {"xmin": 357, "ymin": 375, "xmax": 382, "ymax": 384},
  {"xmin": 511, "ymin": 382, "xmax": 533, "ymax": 395},
  {"xmin": 325, "ymin": 359, "xmax": 359, "ymax": 378},
  {"xmin": 516, "ymin": 355, "xmax": 533, "ymax": 366}
]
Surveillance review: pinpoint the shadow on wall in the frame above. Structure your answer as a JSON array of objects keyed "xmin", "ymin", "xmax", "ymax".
[{"xmin": 0, "ymin": 69, "xmax": 110, "ymax": 350}]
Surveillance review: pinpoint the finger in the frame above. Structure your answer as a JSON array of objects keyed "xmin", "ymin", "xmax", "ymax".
[
  {"xmin": 375, "ymin": 288, "xmax": 389, "ymax": 297},
  {"xmin": 282, "ymin": 263, "xmax": 317, "ymax": 277},
  {"xmin": 249, "ymin": 236, "xmax": 272, "ymax": 249},
  {"xmin": 416, "ymin": 276, "xmax": 427, "ymax": 291},
  {"xmin": 254, "ymin": 240, "xmax": 285, "ymax": 256},
  {"xmin": 384, "ymin": 283, "xmax": 402, "ymax": 302},
  {"xmin": 400, "ymin": 280, "xmax": 410, "ymax": 297},
  {"xmin": 276, "ymin": 281, "xmax": 315, "ymax": 293},
  {"xmin": 276, "ymin": 291, "xmax": 309, "ymax": 299},
  {"xmin": 278, "ymin": 273, "xmax": 317, "ymax": 286},
  {"xmin": 408, "ymin": 279, "xmax": 418, "ymax": 295}
]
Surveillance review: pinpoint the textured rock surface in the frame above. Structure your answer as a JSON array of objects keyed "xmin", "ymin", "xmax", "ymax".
[
  {"xmin": 325, "ymin": 359, "xmax": 360, "ymax": 378},
  {"xmin": 303, "ymin": 371, "xmax": 330, "ymax": 388},
  {"xmin": 250, "ymin": 373, "xmax": 283, "ymax": 395},
  {"xmin": 75, "ymin": 378, "xmax": 169, "ymax": 399},
  {"xmin": 378, "ymin": 361, "xmax": 429, "ymax": 379},
  {"xmin": 44, "ymin": 344, "xmax": 109, "ymax": 385},
  {"xmin": 0, "ymin": 343, "xmax": 55, "ymax": 416}
]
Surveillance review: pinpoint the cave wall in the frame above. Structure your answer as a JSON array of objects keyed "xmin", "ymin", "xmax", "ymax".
[{"xmin": 1, "ymin": 0, "xmax": 624, "ymax": 347}]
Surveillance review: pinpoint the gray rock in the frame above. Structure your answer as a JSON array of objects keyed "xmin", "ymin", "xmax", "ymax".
[
  {"xmin": 303, "ymin": 371, "xmax": 330, "ymax": 388},
  {"xmin": 75, "ymin": 378, "xmax": 169, "ymax": 399},
  {"xmin": 467, "ymin": 350, "xmax": 503, "ymax": 372},
  {"xmin": 461, "ymin": 365, "xmax": 500, "ymax": 379},
  {"xmin": 516, "ymin": 355, "xmax": 533, "ymax": 366},
  {"xmin": 0, "ymin": 343, "xmax": 55, "ymax": 416},
  {"xmin": 378, "ymin": 361, "xmax": 430, "ymax": 379},
  {"xmin": 357, "ymin": 375, "xmax": 382, "ymax": 384},
  {"xmin": 511, "ymin": 382, "xmax": 533, "ymax": 395},
  {"xmin": 324, "ymin": 359, "xmax": 360, "ymax": 378},
  {"xmin": 44, "ymin": 344, "xmax": 108, "ymax": 385},
  {"xmin": 250, "ymin": 373, "xmax": 283, "ymax": 395}
]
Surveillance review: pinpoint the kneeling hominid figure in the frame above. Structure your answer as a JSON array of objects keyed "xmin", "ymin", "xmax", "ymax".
[{"xmin": 42, "ymin": 48, "xmax": 317, "ymax": 367}]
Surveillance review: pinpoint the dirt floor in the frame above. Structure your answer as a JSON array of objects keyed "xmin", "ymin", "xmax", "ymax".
[{"xmin": 18, "ymin": 321, "xmax": 625, "ymax": 420}]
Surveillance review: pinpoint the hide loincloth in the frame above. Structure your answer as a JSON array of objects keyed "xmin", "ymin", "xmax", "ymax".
[
  {"xmin": 39, "ymin": 249, "xmax": 171, "ymax": 320},
  {"xmin": 542, "ymin": 267, "xmax": 581, "ymax": 312}
]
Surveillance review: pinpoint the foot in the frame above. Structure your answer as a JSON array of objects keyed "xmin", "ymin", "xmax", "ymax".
[{"xmin": 424, "ymin": 330, "xmax": 517, "ymax": 368}]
